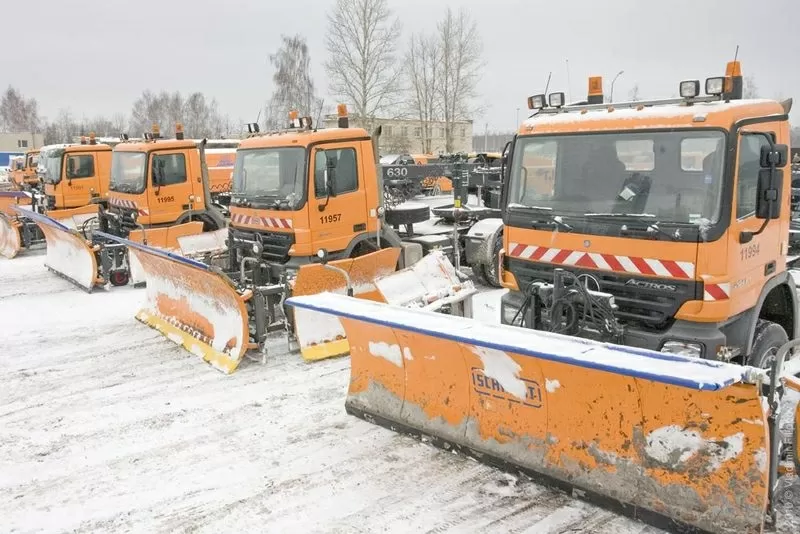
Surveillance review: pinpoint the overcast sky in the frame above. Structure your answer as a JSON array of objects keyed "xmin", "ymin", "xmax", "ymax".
[{"xmin": 4, "ymin": 0, "xmax": 799, "ymax": 132}]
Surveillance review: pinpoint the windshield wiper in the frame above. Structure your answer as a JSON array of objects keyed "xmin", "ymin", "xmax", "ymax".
[
  {"xmin": 583, "ymin": 213, "xmax": 680, "ymax": 240},
  {"xmin": 508, "ymin": 204, "xmax": 573, "ymax": 231}
]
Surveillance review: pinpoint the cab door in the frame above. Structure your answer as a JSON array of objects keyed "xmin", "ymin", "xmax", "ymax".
[
  {"xmin": 309, "ymin": 142, "xmax": 368, "ymax": 254},
  {"xmin": 726, "ymin": 126, "xmax": 784, "ymax": 316},
  {"xmin": 63, "ymin": 152, "xmax": 97, "ymax": 207},
  {"xmin": 146, "ymin": 149, "xmax": 192, "ymax": 225}
]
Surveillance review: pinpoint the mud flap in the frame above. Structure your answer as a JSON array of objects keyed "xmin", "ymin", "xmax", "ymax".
[
  {"xmin": 97, "ymin": 232, "xmax": 250, "ymax": 374},
  {"xmin": 0, "ymin": 213, "xmax": 22, "ymax": 258},
  {"xmin": 285, "ymin": 293, "xmax": 772, "ymax": 534},
  {"xmin": 14, "ymin": 207, "xmax": 101, "ymax": 291},
  {"xmin": 290, "ymin": 247, "xmax": 400, "ymax": 362}
]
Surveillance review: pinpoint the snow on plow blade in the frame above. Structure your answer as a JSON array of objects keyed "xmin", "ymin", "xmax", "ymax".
[
  {"xmin": 96, "ymin": 231, "xmax": 250, "ymax": 374},
  {"xmin": 291, "ymin": 247, "xmax": 400, "ymax": 361},
  {"xmin": 0, "ymin": 213, "xmax": 22, "ymax": 258},
  {"xmin": 12, "ymin": 207, "xmax": 100, "ymax": 290},
  {"xmin": 285, "ymin": 293, "xmax": 772, "ymax": 534}
]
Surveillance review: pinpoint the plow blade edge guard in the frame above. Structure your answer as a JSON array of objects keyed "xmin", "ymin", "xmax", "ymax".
[
  {"xmin": 285, "ymin": 293, "xmax": 771, "ymax": 534},
  {"xmin": 96, "ymin": 232, "xmax": 250, "ymax": 374},
  {"xmin": 291, "ymin": 247, "xmax": 400, "ymax": 361},
  {"xmin": 12, "ymin": 207, "xmax": 100, "ymax": 290}
]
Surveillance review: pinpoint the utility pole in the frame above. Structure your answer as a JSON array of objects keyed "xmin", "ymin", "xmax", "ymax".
[{"xmin": 610, "ymin": 70, "xmax": 624, "ymax": 103}]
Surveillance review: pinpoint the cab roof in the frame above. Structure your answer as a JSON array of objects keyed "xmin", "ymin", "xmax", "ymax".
[
  {"xmin": 114, "ymin": 139, "xmax": 199, "ymax": 153},
  {"xmin": 238, "ymin": 127, "xmax": 371, "ymax": 150},
  {"xmin": 39, "ymin": 143, "xmax": 112, "ymax": 154},
  {"xmin": 519, "ymin": 98, "xmax": 788, "ymax": 135}
]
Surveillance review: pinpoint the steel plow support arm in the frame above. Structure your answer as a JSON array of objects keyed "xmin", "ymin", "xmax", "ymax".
[
  {"xmin": 13, "ymin": 206, "xmax": 101, "ymax": 291},
  {"xmin": 285, "ymin": 293, "xmax": 772, "ymax": 534},
  {"xmin": 95, "ymin": 231, "xmax": 251, "ymax": 374}
]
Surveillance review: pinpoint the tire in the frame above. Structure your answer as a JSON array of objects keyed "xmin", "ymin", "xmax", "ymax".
[
  {"xmin": 385, "ymin": 203, "xmax": 430, "ymax": 226},
  {"xmin": 110, "ymin": 269, "xmax": 130, "ymax": 287},
  {"xmin": 472, "ymin": 227, "xmax": 503, "ymax": 288},
  {"xmin": 746, "ymin": 319, "xmax": 789, "ymax": 369}
]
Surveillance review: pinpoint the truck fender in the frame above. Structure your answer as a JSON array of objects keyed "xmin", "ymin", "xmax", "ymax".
[
  {"xmin": 175, "ymin": 209, "xmax": 226, "ymax": 232},
  {"xmin": 464, "ymin": 217, "xmax": 503, "ymax": 266},
  {"xmin": 342, "ymin": 229, "xmax": 404, "ymax": 259},
  {"xmin": 742, "ymin": 272, "xmax": 798, "ymax": 354}
]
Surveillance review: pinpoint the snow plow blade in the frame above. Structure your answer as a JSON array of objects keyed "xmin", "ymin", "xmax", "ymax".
[
  {"xmin": 96, "ymin": 231, "xmax": 250, "ymax": 374},
  {"xmin": 13, "ymin": 207, "xmax": 101, "ymax": 291},
  {"xmin": 0, "ymin": 212, "xmax": 22, "ymax": 258},
  {"xmin": 126, "ymin": 222, "xmax": 206, "ymax": 285},
  {"xmin": 291, "ymin": 247, "xmax": 400, "ymax": 362},
  {"xmin": 0, "ymin": 190, "xmax": 31, "ymax": 216},
  {"xmin": 284, "ymin": 293, "xmax": 773, "ymax": 534}
]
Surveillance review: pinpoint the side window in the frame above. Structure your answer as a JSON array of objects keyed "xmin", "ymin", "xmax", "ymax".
[
  {"xmin": 314, "ymin": 148, "xmax": 359, "ymax": 198},
  {"xmin": 736, "ymin": 134, "xmax": 770, "ymax": 219},
  {"xmin": 152, "ymin": 153, "xmax": 187, "ymax": 186},
  {"xmin": 67, "ymin": 155, "xmax": 95, "ymax": 179}
]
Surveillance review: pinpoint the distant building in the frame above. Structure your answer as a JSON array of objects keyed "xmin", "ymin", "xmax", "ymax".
[
  {"xmin": 322, "ymin": 115, "xmax": 473, "ymax": 155},
  {"xmin": 0, "ymin": 132, "xmax": 44, "ymax": 166}
]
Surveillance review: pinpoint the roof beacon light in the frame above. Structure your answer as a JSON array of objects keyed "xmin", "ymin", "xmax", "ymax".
[
  {"xmin": 705, "ymin": 77, "xmax": 725, "ymax": 96},
  {"xmin": 80, "ymin": 135, "xmax": 87, "ymax": 145},
  {"xmin": 527, "ymin": 94, "xmax": 546, "ymax": 110},
  {"xmin": 175, "ymin": 122, "xmax": 184, "ymax": 140},
  {"xmin": 548, "ymin": 92, "xmax": 565, "ymax": 108},
  {"xmin": 337, "ymin": 103, "xmax": 349, "ymax": 128},
  {"xmin": 151, "ymin": 123, "xmax": 161, "ymax": 138},
  {"xmin": 288, "ymin": 110, "xmax": 300, "ymax": 128},
  {"xmin": 679, "ymin": 80, "xmax": 700, "ymax": 99},
  {"xmin": 587, "ymin": 76, "xmax": 604, "ymax": 104},
  {"xmin": 89, "ymin": 131, "xmax": 96, "ymax": 145},
  {"xmin": 723, "ymin": 60, "xmax": 743, "ymax": 100}
]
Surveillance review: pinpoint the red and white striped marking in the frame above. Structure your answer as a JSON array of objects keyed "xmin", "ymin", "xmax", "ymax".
[
  {"xmin": 507, "ymin": 242, "xmax": 695, "ymax": 279},
  {"xmin": 109, "ymin": 196, "xmax": 149, "ymax": 216},
  {"xmin": 703, "ymin": 283, "xmax": 730, "ymax": 301},
  {"xmin": 231, "ymin": 212, "xmax": 293, "ymax": 230}
]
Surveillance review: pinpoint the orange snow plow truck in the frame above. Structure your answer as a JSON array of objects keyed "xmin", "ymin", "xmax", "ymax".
[
  {"xmin": 7, "ymin": 149, "xmax": 39, "ymax": 189},
  {"xmin": 95, "ymin": 108, "xmax": 501, "ymax": 371},
  {"xmin": 281, "ymin": 62, "xmax": 800, "ymax": 534},
  {"xmin": 0, "ymin": 136, "xmax": 112, "ymax": 259}
]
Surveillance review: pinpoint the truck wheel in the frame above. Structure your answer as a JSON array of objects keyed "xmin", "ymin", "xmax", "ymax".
[
  {"xmin": 746, "ymin": 319, "xmax": 789, "ymax": 369},
  {"xmin": 476, "ymin": 231, "xmax": 503, "ymax": 288},
  {"xmin": 110, "ymin": 269, "xmax": 129, "ymax": 287},
  {"xmin": 385, "ymin": 203, "xmax": 430, "ymax": 226}
]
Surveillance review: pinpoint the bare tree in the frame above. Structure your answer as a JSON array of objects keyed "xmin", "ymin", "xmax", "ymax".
[
  {"xmin": 406, "ymin": 32, "xmax": 441, "ymax": 153},
  {"xmin": 265, "ymin": 34, "xmax": 320, "ymax": 130},
  {"xmin": 628, "ymin": 84, "xmax": 641, "ymax": 102},
  {"xmin": 743, "ymin": 76, "xmax": 759, "ymax": 99},
  {"xmin": 0, "ymin": 86, "xmax": 41, "ymax": 133},
  {"xmin": 436, "ymin": 7, "xmax": 482, "ymax": 153},
  {"xmin": 324, "ymin": 0, "xmax": 402, "ymax": 126}
]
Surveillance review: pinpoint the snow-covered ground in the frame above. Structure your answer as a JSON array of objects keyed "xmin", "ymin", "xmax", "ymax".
[
  {"xmin": 0, "ymin": 252, "xmax": 664, "ymax": 533},
  {"xmin": 1, "ymin": 250, "xmax": 797, "ymax": 534}
]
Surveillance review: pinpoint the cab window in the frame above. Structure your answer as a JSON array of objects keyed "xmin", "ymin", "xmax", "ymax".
[
  {"xmin": 314, "ymin": 148, "xmax": 358, "ymax": 197},
  {"xmin": 736, "ymin": 134, "xmax": 771, "ymax": 219},
  {"xmin": 152, "ymin": 153, "xmax": 187, "ymax": 186},
  {"xmin": 66, "ymin": 155, "xmax": 94, "ymax": 179}
]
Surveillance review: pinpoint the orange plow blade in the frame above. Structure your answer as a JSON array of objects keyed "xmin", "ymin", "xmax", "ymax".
[
  {"xmin": 13, "ymin": 207, "xmax": 101, "ymax": 290},
  {"xmin": 0, "ymin": 212, "xmax": 23, "ymax": 258},
  {"xmin": 290, "ymin": 247, "xmax": 400, "ymax": 361},
  {"xmin": 127, "ymin": 222, "xmax": 206, "ymax": 285},
  {"xmin": 284, "ymin": 293, "xmax": 774, "ymax": 534},
  {"xmin": 99, "ymin": 233, "xmax": 250, "ymax": 374}
]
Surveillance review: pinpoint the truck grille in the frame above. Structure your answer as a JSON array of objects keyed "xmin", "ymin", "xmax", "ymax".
[{"xmin": 504, "ymin": 257, "xmax": 702, "ymax": 331}]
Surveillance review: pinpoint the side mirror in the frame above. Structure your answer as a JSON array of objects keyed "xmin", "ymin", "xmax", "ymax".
[
  {"xmin": 755, "ymin": 167, "xmax": 783, "ymax": 219},
  {"xmin": 316, "ymin": 248, "xmax": 329, "ymax": 264},
  {"xmin": 760, "ymin": 144, "xmax": 788, "ymax": 168},
  {"xmin": 66, "ymin": 158, "xmax": 76, "ymax": 178},
  {"xmin": 325, "ymin": 156, "xmax": 337, "ymax": 197}
]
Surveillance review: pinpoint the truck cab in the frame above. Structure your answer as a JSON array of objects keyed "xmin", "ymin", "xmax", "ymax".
[
  {"xmin": 500, "ymin": 61, "xmax": 795, "ymax": 369},
  {"xmin": 103, "ymin": 124, "xmax": 225, "ymax": 236},
  {"xmin": 38, "ymin": 137, "xmax": 111, "ymax": 210},
  {"xmin": 228, "ymin": 111, "xmax": 385, "ymax": 273}
]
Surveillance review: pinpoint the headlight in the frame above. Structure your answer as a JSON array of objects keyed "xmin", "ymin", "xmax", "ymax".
[
  {"xmin": 660, "ymin": 340, "xmax": 703, "ymax": 359},
  {"xmin": 252, "ymin": 243, "xmax": 261, "ymax": 255}
]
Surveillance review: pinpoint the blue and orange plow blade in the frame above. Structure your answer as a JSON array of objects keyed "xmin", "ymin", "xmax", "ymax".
[
  {"xmin": 285, "ymin": 292, "xmax": 773, "ymax": 534},
  {"xmin": 95, "ymin": 231, "xmax": 250, "ymax": 374},
  {"xmin": 12, "ymin": 207, "xmax": 101, "ymax": 291}
]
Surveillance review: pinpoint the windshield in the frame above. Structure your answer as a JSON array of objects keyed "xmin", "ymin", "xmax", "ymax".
[
  {"xmin": 110, "ymin": 152, "xmax": 147, "ymax": 194},
  {"xmin": 39, "ymin": 149, "xmax": 65, "ymax": 184},
  {"xmin": 27, "ymin": 154, "xmax": 38, "ymax": 169},
  {"xmin": 232, "ymin": 147, "xmax": 306, "ymax": 210},
  {"xmin": 508, "ymin": 131, "xmax": 725, "ymax": 225}
]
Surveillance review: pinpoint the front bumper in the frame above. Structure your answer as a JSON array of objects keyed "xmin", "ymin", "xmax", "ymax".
[{"xmin": 500, "ymin": 290, "xmax": 726, "ymax": 360}]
